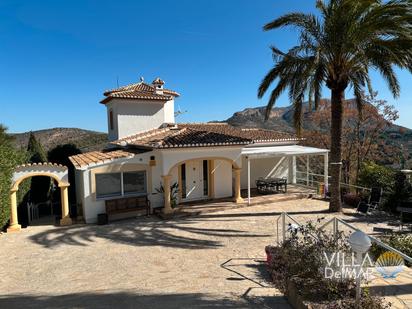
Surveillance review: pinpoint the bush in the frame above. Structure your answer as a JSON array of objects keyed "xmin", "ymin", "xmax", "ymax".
[
  {"xmin": 266, "ymin": 220, "xmax": 389, "ymax": 308},
  {"xmin": 0, "ymin": 126, "xmax": 29, "ymax": 230},
  {"xmin": 385, "ymin": 172, "xmax": 412, "ymax": 213},
  {"xmin": 27, "ymin": 132, "xmax": 50, "ymax": 203},
  {"xmin": 343, "ymin": 193, "xmax": 361, "ymax": 207},
  {"xmin": 370, "ymin": 233, "xmax": 412, "ymax": 267},
  {"xmin": 358, "ymin": 162, "xmax": 395, "ymax": 193},
  {"xmin": 48, "ymin": 144, "xmax": 81, "ymax": 205}
]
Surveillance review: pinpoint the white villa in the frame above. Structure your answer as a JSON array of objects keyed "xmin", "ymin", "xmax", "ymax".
[{"xmin": 69, "ymin": 77, "xmax": 329, "ymax": 223}]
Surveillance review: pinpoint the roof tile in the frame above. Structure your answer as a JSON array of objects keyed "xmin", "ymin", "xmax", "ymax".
[
  {"xmin": 101, "ymin": 81, "xmax": 179, "ymax": 104},
  {"xmin": 69, "ymin": 150, "xmax": 135, "ymax": 169},
  {"xmin": 111, "ymin": 123, "xmax": 299, "ymax": 149}
]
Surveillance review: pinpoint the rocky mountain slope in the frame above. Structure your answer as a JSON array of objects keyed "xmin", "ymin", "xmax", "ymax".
[
  {"xmin": 11, "ymin": 128, "xmax": 108, "ymax": 152},
  {"xmin": 224, "ymin": 100, "xmax": 412, "ymax": 154}
]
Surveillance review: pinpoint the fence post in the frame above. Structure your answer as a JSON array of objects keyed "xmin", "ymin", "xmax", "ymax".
[
  {"xmin": 282, "ymin": 213, "xmax": 286, "ymax": 243},
  {"xmin": 333, "ymin": 218, "xmax": 338, "ymax": 240}
]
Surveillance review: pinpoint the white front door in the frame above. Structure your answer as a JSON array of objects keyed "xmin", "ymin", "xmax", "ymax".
[{"xmin": 182, "ymin": 160, "xmax": 207, "ymax": 201}]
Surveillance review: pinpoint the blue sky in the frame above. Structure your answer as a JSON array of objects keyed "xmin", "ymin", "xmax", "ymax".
[{"xmin": 1, "ymin": 0, "xmax": 411, "ymax": 133}]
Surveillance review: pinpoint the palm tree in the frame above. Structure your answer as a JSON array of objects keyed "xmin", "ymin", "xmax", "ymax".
[{"xmin": 258, "ymin": 0, "xmax": 412, "ymax": 212}]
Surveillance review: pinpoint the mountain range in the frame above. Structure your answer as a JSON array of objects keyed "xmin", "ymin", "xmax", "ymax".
[
  {"xmin": 224, "ymin": 101, "xmax": 412, "ymax": 155},
  {"xmin": 11, "ymin": 128, "xmax": 108, "ymax": 152},
  {"xmin": 10, "ymin": 101, "xmax": 412, "ymax": 158}
]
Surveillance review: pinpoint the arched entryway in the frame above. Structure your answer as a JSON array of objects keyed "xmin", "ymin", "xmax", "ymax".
[
  {"xmin": 7, "ymin": 163, "xmax": 72, "ymax": 232},
  {"xmin": 161, "ymin": 157, "xmax": 243, "ymax": 214}
]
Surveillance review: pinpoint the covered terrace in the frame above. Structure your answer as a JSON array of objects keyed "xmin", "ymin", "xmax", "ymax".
[{"xmin": 241, "ymin": 145, "xmax": 329, "ymax": 205}]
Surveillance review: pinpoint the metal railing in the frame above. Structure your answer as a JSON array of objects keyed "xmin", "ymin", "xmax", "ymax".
[
  {"xmin": 276, "ymin": 212, "xmax": 412, "ymax": 264},
  {"xmin": 296, "ymin": 171, "xmax": 372, "ymax": 194}
]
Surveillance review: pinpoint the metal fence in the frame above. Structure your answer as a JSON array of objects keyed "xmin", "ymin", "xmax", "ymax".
[
  {"xmin": 276, "ymin": 212, "xmax": 412, "ymax": 263},
  {"xmin": 296, "ymin": 170, "xmax": 372, "ymax": 194}
]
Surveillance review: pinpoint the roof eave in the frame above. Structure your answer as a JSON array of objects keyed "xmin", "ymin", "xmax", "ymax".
[{"xmin": 100, "ymin": 96, "xmax": 172, "ymax": 105}]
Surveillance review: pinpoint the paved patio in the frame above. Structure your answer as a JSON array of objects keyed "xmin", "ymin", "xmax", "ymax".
[{"xmin": 0, "ymin": 195, "xmax": 410, "ymax": 308}]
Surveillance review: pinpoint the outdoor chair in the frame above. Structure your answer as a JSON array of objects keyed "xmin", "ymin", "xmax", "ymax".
[
  {"xmin": 397, "ymin": 202, "xmax": 412, "ymax": 231},
  {"xmin": 356, "ymin": 201, "xmax": 370, "ymax": 214},
  {"xmin": 356, "ymin": 187, "xmax": 382, "ymax": 214},
  {"xmin": 368, "ymin": 187, "xmax": 383, "ymax": 211}
]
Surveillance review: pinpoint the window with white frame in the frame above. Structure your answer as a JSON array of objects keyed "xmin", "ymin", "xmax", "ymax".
[{"xmin": 95, "ymin": 171, "xmax": 147, "ymax": 199}]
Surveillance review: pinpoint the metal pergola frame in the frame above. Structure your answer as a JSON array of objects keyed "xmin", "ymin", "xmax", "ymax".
[{"xmin": 241, "ymin": 145, "xmax": 329, "ymax": 205}]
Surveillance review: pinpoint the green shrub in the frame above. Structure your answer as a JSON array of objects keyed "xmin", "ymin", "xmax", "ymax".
[
  {"xmin": 27, "ymin": 132, "xmax": 50, "ymax": 203},
  {"xmin": 266, "ymin": 220, "xmax": 389, "ymax": 308},
  {"xmin": 385, "ymin": 172, "xmax": 412, "ymax": 212},
  {"xmin": 0, "ymin": 126, "xmax": 29, "ymax": 230},
  {"xmin": 370, "ymin": 233, "xmax": 412, "ymax": 266},
  {"xmin": 358, "ymin": 162, "xmax": 395, "ymax": 193},
  {"xmin": 48, "ymin": 144, "xmax": 81, "ymax": 205}
]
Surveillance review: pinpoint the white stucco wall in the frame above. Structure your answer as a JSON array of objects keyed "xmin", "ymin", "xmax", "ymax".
[
  {"xmin": 240, "ymin": 156, "xmax": 289, "ymax": 190},
  {"xmin": 159, "ymin": 146, "xmax": 243, "ymax": 175},
  {"xmin": 77, "ymin": 150, "xmax": 167, "ymax": 223},
  {"xmin": 76, "ymin": 146, "xmax": 299, "ymax": 223},
  {"xmin": 213, "ymin": 159, "xmax": 233, "ymax": 198},
  {"xmin": 106, "ymin": 98, "xmax": 175, "ymax": 141}
]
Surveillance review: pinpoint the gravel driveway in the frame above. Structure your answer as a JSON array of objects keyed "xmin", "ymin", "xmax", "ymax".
[{"xmin": 0, "ymin": 198, "xmax": 376, "ymax": 309}]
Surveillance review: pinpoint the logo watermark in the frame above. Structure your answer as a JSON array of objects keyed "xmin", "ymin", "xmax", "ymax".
[
  {"xmin": 323, "ymin": 251, "xmax": 404, "ymax": 281},
  {"xmin": 375, "ymin": 251, "xmax": 404, "ymax": 278}
]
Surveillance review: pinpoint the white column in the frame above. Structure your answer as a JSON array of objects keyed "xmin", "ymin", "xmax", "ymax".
[
  {"xmin": 288, "ymin": 156, "xmax": 296, "ymax": 184},
  {"xmin": 324, "ymin": 152, "xmax": 329, "ymax": 188},
  {"xmin": 247, "ymin": 157, "xmax": 251, "ymax": 205},
  {"xmin": 233, "ymin": 168, "xmax": 243, "ymax": 203}
]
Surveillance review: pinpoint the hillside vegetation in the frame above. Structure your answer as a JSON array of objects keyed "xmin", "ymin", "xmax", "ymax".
[
  {"xmin": 11, "ymin": 128, "xmax": 108, "ymax": 152},
  {"xmin": 225, "ymin": 100, "xmax": 412, "ymax": 157}
]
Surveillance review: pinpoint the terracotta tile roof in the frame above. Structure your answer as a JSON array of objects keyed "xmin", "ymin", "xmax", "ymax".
[
  {"xmin": 69, "ymin": 150, "xmax": 135, "ymax": 169},
  {"xmin": 111, "ymin": 123, "xmax": 299, "ymax": 149},
  {"xmin": 101, "ymin": 81, "xmax": 180, "ymax": 104},
  {"xmin": 179, "ymin": 124, "xmax": 298, "ymax": 143}
]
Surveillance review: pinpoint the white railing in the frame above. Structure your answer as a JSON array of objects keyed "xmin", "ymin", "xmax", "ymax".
[
  {"xmin": 296, "ymin": 171, "xmax": 372, "ymax": 194},
  {"xmin": 275, "ymin": 212, "xmax": 412, "ymax": 264}
]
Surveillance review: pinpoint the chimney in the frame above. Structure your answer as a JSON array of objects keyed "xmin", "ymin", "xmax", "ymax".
[{"xmin": 152, "ymin": 77, "xmax": 165, "ymax": 94}]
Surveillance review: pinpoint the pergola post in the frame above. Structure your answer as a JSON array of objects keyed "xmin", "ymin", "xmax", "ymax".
[
  {"xmin": 247, "ymin": 157, "xmax": 251, "ymax": 205},
  {"xmin": 59, "ymin": 185, "xmax": 72, "ymax": 226},
  {"xmin": 324, "ymin": 152, "xmax": 329, "ymax": 189},
  {"xmin": 233, "ymin": 167, "xmax": 243, "ymax": 203},
  {"xmin": 7, "ymin": 190, "xmax": 21, "ymax": 232},
  {"xmin": 162, "ymin": 175, "xmax": 172, "ymax": 214},
  {"xmin": 288, "ymin": 156, "xmax": 296, "ymax": 184}
]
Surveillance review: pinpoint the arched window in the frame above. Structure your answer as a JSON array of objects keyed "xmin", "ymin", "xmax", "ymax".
[{"xmin": 109, "ymin": 109, "xmax": 114, "ymax": 130}]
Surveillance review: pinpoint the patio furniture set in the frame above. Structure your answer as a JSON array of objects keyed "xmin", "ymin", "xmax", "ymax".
[
  {"xmin": 356, "ymin": 187, "xmax": 412, "ymax": 231},
  {"xmin": 256, "ymin": 177, "xmax": 288, "ymax": 194}
]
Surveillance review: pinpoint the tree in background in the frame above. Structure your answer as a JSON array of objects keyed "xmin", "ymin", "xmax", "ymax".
[
  {"xmin": 259, "ymin": 0, "xmax": 412, "ymax": 211},
  {"xmin": 303, "ymin": 94, "xmax": 399, "ymax": 185},
  {"xmin": 48, "ymin": 144, "xmax": 81, "ymax": 206},
  {"xmin": 0, "ymin": 125, "xmax": 28, "ymax": 230},
  {"xmin": 27, "ymin": 132, "xmax": 50, "ymax": 203}
]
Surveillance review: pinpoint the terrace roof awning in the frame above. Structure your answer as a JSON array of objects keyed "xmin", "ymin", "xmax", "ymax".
[
  {"xmin": 241, "ymin": 145, "xmax": 329, "ymax": 159},
  {"xmin": 241, "ymin": 144, "xmax": 330, "ymax": 205}
]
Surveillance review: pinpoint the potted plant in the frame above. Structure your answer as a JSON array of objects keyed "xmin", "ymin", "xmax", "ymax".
[{"xmin": 156, "ymin": 182, "xmax": 179, "ymax": 208}]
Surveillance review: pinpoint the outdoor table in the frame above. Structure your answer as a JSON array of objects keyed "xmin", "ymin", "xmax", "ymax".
[{"xmin": 256, "ymin": 177, "xmax": 287, "ymax": 194}]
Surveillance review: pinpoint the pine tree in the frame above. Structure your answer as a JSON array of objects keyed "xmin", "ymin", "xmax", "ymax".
[
  {"xmin": 26, "ymin": 132, "xmax": 50, "ymax": 203},
  {"xmin": 27, "ymin": 132, "xmax": 47, "ymax": 163}
]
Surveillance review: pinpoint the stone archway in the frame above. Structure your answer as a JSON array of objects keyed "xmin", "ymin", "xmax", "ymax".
[{"xmin": 7, "ymin": 163, "xmax": 72, "ymax": 232}]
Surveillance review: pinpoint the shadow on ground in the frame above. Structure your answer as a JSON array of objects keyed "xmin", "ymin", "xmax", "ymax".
[
  {"xmin": 29, "ymin": 217, "xmax": 271, "ymax": 250},
  {"xmin": 0, "ymin": 291, "xmax": 291, "ymax": 309}
]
